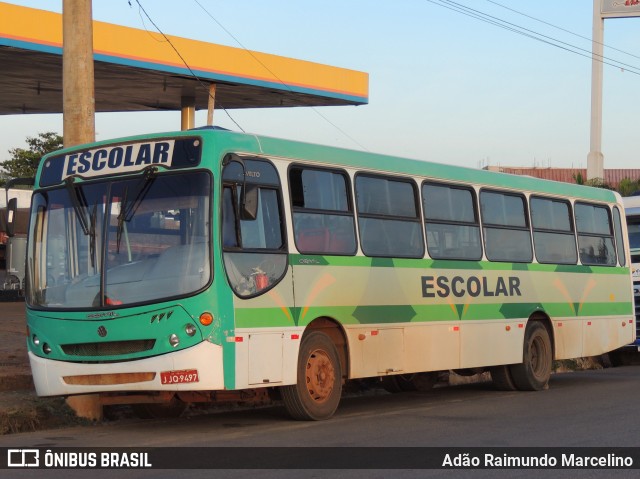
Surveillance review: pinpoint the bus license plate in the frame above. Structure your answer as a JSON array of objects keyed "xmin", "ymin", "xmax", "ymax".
[{"xmin": 160, "ymin": 369, "xmax": 199, "ymax": 385}]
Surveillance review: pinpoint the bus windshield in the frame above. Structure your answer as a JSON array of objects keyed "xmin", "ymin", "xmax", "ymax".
[{"xmin": 27, "ymin": 171, "xmax": 211, "ymax": 309}]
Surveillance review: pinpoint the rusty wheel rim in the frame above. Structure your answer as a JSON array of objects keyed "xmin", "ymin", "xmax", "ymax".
[{"xmin": 305, "ymin": 348, "xmax": 335, "ymax": 403}]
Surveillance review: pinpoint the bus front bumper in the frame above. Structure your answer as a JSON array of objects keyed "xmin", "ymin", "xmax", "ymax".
[{"xmin": 28, "ymin": 341, "xmax": 225, "ymax": 397}]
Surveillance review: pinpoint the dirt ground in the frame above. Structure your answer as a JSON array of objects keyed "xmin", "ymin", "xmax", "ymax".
[{"xmin": 0, "ymin": 296, "xmax": 90, "ymax": 434}]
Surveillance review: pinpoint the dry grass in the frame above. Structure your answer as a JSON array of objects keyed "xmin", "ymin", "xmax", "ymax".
[{"xmin": 0, "ymin": 392, "xmax": 88, "ymax": 435}]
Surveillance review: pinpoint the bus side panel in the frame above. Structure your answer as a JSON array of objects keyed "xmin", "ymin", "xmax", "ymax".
[
  {"xmin": 402, "ymin": 323, "xmax": 460, "ymax": 373},
  {"xmin": 459, "ymin": 320, "xmax": 526, "ymax": 368},
  {"xmin": 232, "ymin": 326, "xmax": 303, "ymax": 389},
  {"xmin": 552, "ymin": 318, "xmax": 583, "ymax": 360},
  {"xmin": 583, "ymin": 316, "xmax": 635, "ymax": 357},
  {"xmin": 345, "ymin": 323, "xmax": 461, "ymax": 377},
  {"xmin": 231, "ymin": 267, "xmax": 299, "ymax": 390}
]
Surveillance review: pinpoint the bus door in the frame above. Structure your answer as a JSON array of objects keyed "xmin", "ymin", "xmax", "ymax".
[{"xmin": 221, "ymin": 155, "xmax": 293, "ymax": 386}]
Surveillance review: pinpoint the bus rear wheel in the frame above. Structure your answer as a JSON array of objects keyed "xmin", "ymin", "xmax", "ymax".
[
  {"xmin": 281, "ymin": 331, "xmax": 342, "ymax": 421},
  {"xmin": 509, "ymin": 321, "xmax": 552, "ymax": 391}
]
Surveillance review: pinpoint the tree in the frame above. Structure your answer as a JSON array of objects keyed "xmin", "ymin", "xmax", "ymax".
[
  {"xmin": 572, "ymin": 171, "xmax": 585, "ymax": 185},
  {"xmin": 572, "ymin": 171, "xmax": 614, "ymax": 190},
  {"xmin": 0, "ymin": 132, "xmax": 63, "ymax": 184},
  {"xmin": 617, "ymin": 177, "xmax": 640, "ymax": 197}
]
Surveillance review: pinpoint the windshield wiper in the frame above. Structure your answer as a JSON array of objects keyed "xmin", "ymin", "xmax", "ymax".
[
  {"xmin": 116, "ymin": 187, "xmax": 128, "ymax": 254},
  {"xmin": 115, "ymin": 166, "xmax": 157, "ymax": 254},
  {"xmin": 123, "ymin": 165, "xmax": 158, "ymax": 222},
  {"xmin": 64, "ymin": 177, "xmax": 90, "ymax": 236},
  {"xmin": 65, "ymin": 177, "xmax": 98, "ymax": 269},
  {"xmin": 89, "ymin": 203, "xmax": 98, "ymax": 269}
]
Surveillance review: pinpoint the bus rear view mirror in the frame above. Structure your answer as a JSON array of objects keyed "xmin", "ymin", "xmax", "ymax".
[
  {"xmin": 6, "ymin": 197, "xmax": 17, "ymax": 237},
  {"xmin": 241, "ymin": 184, "xmax": 259, "ymax": 220}
]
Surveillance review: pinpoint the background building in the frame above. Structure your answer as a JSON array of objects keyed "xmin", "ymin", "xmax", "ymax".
[{"xmin": 483, "ymin": 166, "xmax": 640, "ymax": 193}]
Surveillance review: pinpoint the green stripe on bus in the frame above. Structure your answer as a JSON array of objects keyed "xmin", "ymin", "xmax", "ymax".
[
  {"xmin": 288, "ymin": 254, "xmax": 630, "ymax": 275},
  {"xmin": 234, "ymin": 301, "xmax": 633, "ymax": 328}
]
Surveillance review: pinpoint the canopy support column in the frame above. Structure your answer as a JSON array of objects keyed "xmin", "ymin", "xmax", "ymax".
[
  {"xmin": 181, "ymin": 95, "xmax": 195, "ymax": 131},
  {"xmin": 207, "ymin": 84, "xmax": 216, "ymax": 126}
]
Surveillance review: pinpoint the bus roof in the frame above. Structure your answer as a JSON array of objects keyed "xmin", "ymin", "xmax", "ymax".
[{"xmin": 40, "ymin": 128, "xmax": 620, "ymax": 204}]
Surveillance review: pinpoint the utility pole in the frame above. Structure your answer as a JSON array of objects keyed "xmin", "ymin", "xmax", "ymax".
[
  {"xmin": 589, "ymin": 1, "xmax": 640, "ymax": 181},
  {"xmin": 63, "ymin": 0, "xmax": 95, "ymax": 148},
  {"xmin": 587, "ymin": 0, "xmax": 604, "ymax": 181},
  {"xmin": 62, "ymin": 0, "xmax": 102, "ymax": 421}
]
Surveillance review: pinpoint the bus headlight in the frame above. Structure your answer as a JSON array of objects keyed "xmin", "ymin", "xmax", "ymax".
[
  {"xmin": 43, "ymin": 343, "xmax": 52, "ymax": 354},
  {"xmin": 32, "ymin": 335, "xmax": 40, "ymax": 346},
  {"xmin": 169, "ymin": 334, "xmax": 180, "ymax": 348},
  {"xmin": 185, "ymin": 324, "xmax": 197, "ymax": 337}
]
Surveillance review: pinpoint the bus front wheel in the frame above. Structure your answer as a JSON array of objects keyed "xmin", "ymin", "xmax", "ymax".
[
  {"xmin": 509, "ymin": 321, "xmax": 552, "ymax": 391},
  {"xmin": 281, "ymin": 331, "xmax": 342, "ymax": 421}
]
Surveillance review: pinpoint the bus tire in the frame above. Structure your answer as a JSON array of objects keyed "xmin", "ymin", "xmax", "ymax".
[
  {"xmin": 509, "ymin": 321, "xmax": 552, "ymax": 391},
  {"xmin": 489, "ymin": 365, "xmax": 517, "ymax": 391},
  {"xmin": 281, "ymin": 331, "xmax": 342, "ymax": 421}
]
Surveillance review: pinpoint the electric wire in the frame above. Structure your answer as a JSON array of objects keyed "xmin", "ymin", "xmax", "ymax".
[
  {"xmin": 485, "ymin": 0, "xmax": 640, "ymax": 61},
  {"xmin": 131, "ymin": 0, "xmax": 246, "ymax": 132},
  {"xmin": 426, "ymin": 0, "xmax": 640, "ymax": 76},
  {"xmin": 191, "ymin": 0, "xmax": 369, "ymax": 151}
]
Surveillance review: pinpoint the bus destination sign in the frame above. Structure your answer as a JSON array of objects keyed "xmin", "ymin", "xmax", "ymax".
[
  {"xmin": 62, "ymin": 140, "xmax": 175, "ymax": 179},
  {"xmin": 39, "ymin": 137, "xmax": 203, "ymax": 187}
]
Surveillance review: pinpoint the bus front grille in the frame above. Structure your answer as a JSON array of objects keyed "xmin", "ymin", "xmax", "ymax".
[{"xmin": 61, "ymin": 340, "xmax": 156, "ymax": 357}]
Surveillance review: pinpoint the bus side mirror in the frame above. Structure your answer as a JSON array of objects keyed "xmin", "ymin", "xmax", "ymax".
[
  {"xmin": 241, "ymin": 184, "xmax": 259, "ymax": 220},
  {"xmin": 6, "ymin": 197, "xmax": 17, "ymax": 237}
]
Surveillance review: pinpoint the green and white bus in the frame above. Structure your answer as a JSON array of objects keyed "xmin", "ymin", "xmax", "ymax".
[{"xmin": 23, "ymin": 128, "xmax": 635, "ymax": 420}]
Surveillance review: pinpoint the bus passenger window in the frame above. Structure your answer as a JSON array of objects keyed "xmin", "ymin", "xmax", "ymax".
[
  {"xmin": 613, "ymin": 207, "xmax": 626, "ymax": 267},
  {"xmin": 575, "ymin": 202, "xmax": 616, "ymax": 266},
  {"xmin": 289, "ymin": 167, "xmax": 356, "ymax": 255},
  {"xmin": 422, "ymin": 182, "xmax": 482, "ymax": 260},
  {"xmin": 480, "ymin": 191, "xmax": 532, "ymax": 263},
  {"xmin": 356, "ymin": 174, "xmax": 424, "ymax": 258},
  {"xmin": 530, "ymin": 197, "xmax": 577, "ymax": 264}
]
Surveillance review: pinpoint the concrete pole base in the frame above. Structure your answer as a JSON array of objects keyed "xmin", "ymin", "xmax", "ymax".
[{"xmin": 586, "ymin": 150, "xmax": 604, "ymax": 182}]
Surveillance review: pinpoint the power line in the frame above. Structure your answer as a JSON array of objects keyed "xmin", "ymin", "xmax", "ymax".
[
  {"xmin": 484, "ymin": 0, "xmax": 640, "ymax": 61},
  {"xmin": 436, "ymin": 0, "xmax": 640, "ymax": 73},
  {"xmin": 130, "ymin": 0, "xmax": 246, "ymax": 132},
  {"xmin": 426, "ymin": 0, "xmax": 640, "ymax": 76},
  {"xmin": 191, "ymin": 0, "xmax": 369, "ymax": 151}
]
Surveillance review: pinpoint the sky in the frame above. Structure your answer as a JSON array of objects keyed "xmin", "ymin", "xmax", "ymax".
[{"xmin": 2, "ymin": 0, "xmax": 640, "ymax": 171}]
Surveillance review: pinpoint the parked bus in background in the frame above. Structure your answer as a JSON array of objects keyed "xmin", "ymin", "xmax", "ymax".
[
  {"xmin": 1, "ymin": 187, "xmax": 32, "ymax": 289},
  {"xmin": 16, "ymin": 128, "xmax": 635, "ymax": 420},
  {"xmin": 623, "ymin": 195, "xmax": 640, "ymax": 351}
]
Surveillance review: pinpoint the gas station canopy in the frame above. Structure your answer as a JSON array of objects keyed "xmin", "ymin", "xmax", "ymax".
[{"xmin": 0, "ymin": 2, "xmax": 369, "ymax": 114}]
